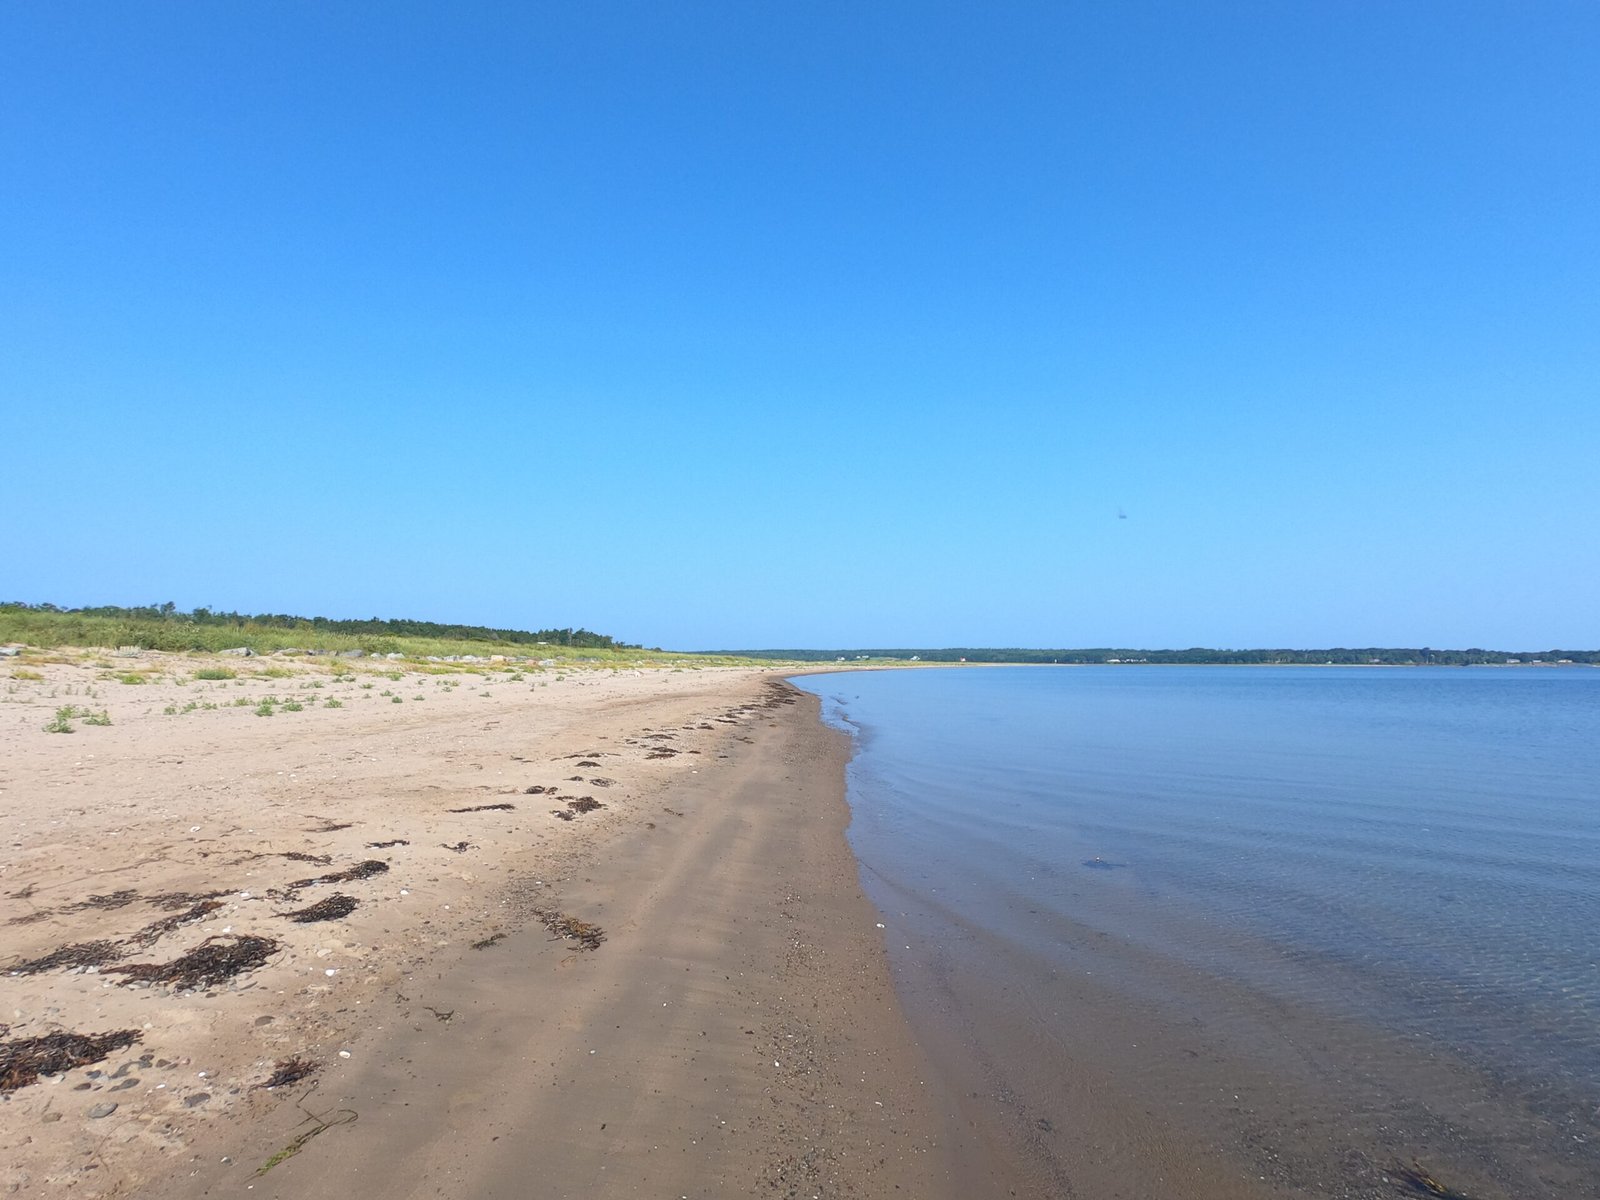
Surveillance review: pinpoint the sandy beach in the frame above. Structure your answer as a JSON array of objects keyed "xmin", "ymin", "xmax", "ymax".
[{"xmin": 1, "ymin": 653, "xmax": 966, "ymax": 1198}]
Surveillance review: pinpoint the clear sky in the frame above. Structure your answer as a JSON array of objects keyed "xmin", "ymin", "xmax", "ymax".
[{"xmin": 3, "ymin": 3, "xmax": 1596, "ymax": 650}]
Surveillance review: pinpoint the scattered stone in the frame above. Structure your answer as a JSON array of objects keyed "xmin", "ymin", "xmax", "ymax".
[
  {"xmin": 184, "ymin": 1092, "xmax": 211, "ymax": 1108},
  {"xmin": 87, "ymin": 1102, "xmax": 118, "ymax": 1119},
  {"xmin": 220, "ymin": 647, "xmax": 254, "ymax": 656}
]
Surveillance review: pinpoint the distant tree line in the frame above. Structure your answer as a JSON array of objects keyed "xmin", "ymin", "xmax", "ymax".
[
  {"xmin": 708, "ymin": 646, "xmax": 1600, "ymax": 665},
  {"xmin": 2, "ymin": 602, "xmax": 636, "ymax": 651}
]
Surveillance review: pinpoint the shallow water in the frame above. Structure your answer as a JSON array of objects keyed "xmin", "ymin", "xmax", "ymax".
[{"xmin": 794, "ymin": 666, "xmax": 1600, "ymax": 1199}]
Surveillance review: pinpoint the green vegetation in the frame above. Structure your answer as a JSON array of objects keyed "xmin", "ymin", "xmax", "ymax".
[
  {"xmin": 44, "ymin": 706, "xmax": 77, "ymax": 733},
  {"xmin": 81, "ymin": 709, "xmax": 112, "ymax": 726},
  {"xmin": 714, "ymin": 646, "xmax": 1600, "ymax": 666},
  {"xmin": 0, "ymin": 601, "xmax": 761, "ymax": 668},
  {"xmin": 194, "ymin": 667, "xmax": 235, "ymax": 680}
]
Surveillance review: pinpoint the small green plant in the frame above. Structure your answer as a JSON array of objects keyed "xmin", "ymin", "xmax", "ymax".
[
  {"xmin": 391, "ymin": 695, "xmax": 403, "ymax": 704},
  {"xmin": 11, "ymin": 668, "xmax": 43, "ymax": 681},
  {"xmin": 195, "ymin": 667, "xmax": 236, "ymax": 681},
  {"xmin": 82, "ymin": 710, "xmax": 112, "ymax": 726},
  {"xmin": 260, "ymin": 666, "xmax": 293, "ymax": 679},
  {"xmin": 386, "ymin": 671, "xmax": 403, "ymax": 681},
  {"xmin": 164, "ymin": 704, "xmax": 179, "ymax": 715},
  {"xmin": 233, "ymin": 696, "xmax": 252, "ymax": 707},
  {"xmin": 282, "ymin": 700, "xmax": 303, "ymax": 712},
  {"xmin": 116, "ymin": 672, "xmax": 148, "ymax": 685},
  {"xmin": 201, "ymin": 701, "xmax": 218, "ymax": 710},
  {"xmin": 45, "ymin": 706, "xmax": 77, "ymax": 733},
  {"xmin": 308, "ymin": 680, "xmax": 324, "ymax": 689},
  {"xmin": 255, "ymin": 701, "xmax": 276, "ymax": 717},
  {"xmin": 324, "ymin": 698, "xmax": 343, "ymax": 709},
  {"xmin": 360, "ymin": 682, "xmax": 374, "ymax": 690}
]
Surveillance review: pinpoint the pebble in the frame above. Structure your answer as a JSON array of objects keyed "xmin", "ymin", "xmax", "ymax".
[
  {"xmin": 184, "ymin": 1093, "xmax": 211, "ymax": 1108},
  {"xmin": 87, "ymin": 1102, "xmax": 118, "ymax": 1119},
  {"xmin": 41, "ymin": 1112, "xmax": 62, "ymax": 1124}
]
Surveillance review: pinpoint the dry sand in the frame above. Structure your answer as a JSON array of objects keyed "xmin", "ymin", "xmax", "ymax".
[{"xmin": 1, "ymin": 652, "xmax": 967, "ymax": 1198}]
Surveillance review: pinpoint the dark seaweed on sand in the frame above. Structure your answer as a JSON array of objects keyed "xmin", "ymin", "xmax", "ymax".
[
  {"xmin": 6, "ymin": 940, "xmax": 124, "ymax": 976},
  {"xmin": 255, "ymin": 1056, "xmax": 319, "ymax": 1090},
  {"xmin": 127, "ymin": 899, "xmax": 225, "ymax": 948},
  {"xmin": 276, "ymin": 851, "xmax": 332, "ymax": 865},
  {"xmin": 441, "ymin": 841, "xmax": 473, "ymax": 853},
  {"xmin": 447, "ymin": 803, "xmax": 515, "ymax": 813},
  {"xmin": 0, "ymin": 1029, "xmax": 142, "ymax": 1091},
  {"xmin": 287, "ymin": 860, "xmax": 389, "ymax": 890},
  {"xmin": 534, "ymin": 909, "xmax": 605, "ymax": 951},
  {"xmin": 1389, "ymin": 1161, "xmax": 1478, "ymax": 1200},
  {"xmin": 365, "ymin": 839, "xmax": 409, "ymax": 848},
  {"xmin": 147, "ymin": 889, "xmax": 232, "ymax": 911},
  {"xmin": 279, "ymin": 894, "xmax": 358, "ymax": 923},
  {"xmin": 107, "ymin": 934, "xmax": 279, "ymax": 990}
]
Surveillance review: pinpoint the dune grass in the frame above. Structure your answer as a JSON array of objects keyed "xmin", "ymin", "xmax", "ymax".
[{"xmin": 0, "ymin": 607, "xmax": 767, "ymax": 669}]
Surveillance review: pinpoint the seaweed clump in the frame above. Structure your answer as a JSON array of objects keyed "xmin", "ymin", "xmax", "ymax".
[
  {"xmin": 127, "ymin": 900, "xmax": 225, "ymax": 948},
  {"xmin": 255, "ymin": 1056, "xmax": 319, "ymax": 1090},
  {"xmin": 535, "ymin": 909, "xmax": 605, "ymax": 951},
  {"xmin": 287, "ymin": 860, "xmax": 389, "ymax": 890},
  {"xmin": 279, "ymin": 895, "xmax": 357, "ymax": 923},
  {"xmin": 1, "ymin": 1029, "xmax": 142, "ymax": 1091},
  {"xmin": 6, "ymin": 941, "xmax": 124, "ymax": 976},
  {"xmin": 1388, "ymin": 1161, "xmax": 1478, "ymax": 1200},
  {"xmin": 447, "ymin": 803, "xmax": 515, "ymax": 813},
  {"xmin": 107, "ymin": 934, "xmax": 279, "ymax": 990}
]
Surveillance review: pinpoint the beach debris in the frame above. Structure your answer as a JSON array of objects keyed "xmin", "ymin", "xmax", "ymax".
[
  {"xmin": 575, "ymin": 759, "xmax": 601, "ymax": 767},
  {"xmin": 127, "ymin": 899, "xmax": 225, "ymax": 947},
  {"xmin": 588, "ymin": 778, "xmax": 615, "ymax": 788},
  {"xmin": 1082, "ymin": 857, "xmax": 1128, "ymax": 870},
  {"xmin": 534, "ymin": 909, "xmax": 605, "ymax": 951},
  {"xmin": 6, "ymin": 940, "xmax": 125, "ymax": 976},
  {"xmin": 106, "ymin": 934, "xmax": 279, "ymax": 990},
  {"xmin": 0, "ymin": 1029, "xmax": 142, "ymax": 1091},
  {"xmin": 568, "ymin": 797, "xmax": 603, "ymax": 814},
  {"xmin": 254, "ymin": 1102, "xmax": 357, "ymax": 1175},
  {"xmin": 279, "ymin": 895, "xmax": 358, "ymax": 923},
  {"xmin": 646, "ymin": 748, "xmax": 679, "ymax": 758},
  {"xmin": 441, "ymin": 841, "xmax": 473, "ymax": 853},
  {"xmin": 1388, "ymin": 1160, "xmax": 1478, "ymax": 1199},
  {"xmin": 551, "ymin": 810, "xmax": 574, "ymax": 821},
  {"xmin": 303, "ymin": 816, "xmax": 354, "ymax": 833},
  {"xmin": 286, "ymin": 860, "xmax": 389, "ymax": 890},
  {"xmin": 523, "ymin": 785, "xmax": 551, "ymax": 794},
  {"xmin": 365, "ymin": 838, "xmax": 409, "ymax": 849},
  {"xmin": 471, "ymin": 931, "xmax": 506, "ymax": 949},
  {"xmin": 254, "ymin": 1056, "xmax": 319, "ymax": 1090},
  {"xmin": 146, "ymin": 888, "xmax": 233, "ymax": 911},
  {"xmin": 63, "ymin": 889, "xmax": 140, "ymax": 913},
  {"xmin": 447, "ymin": 803, "xmax": 515, "ymax": 813},
  {"xmin": 422, "ymin": 1006, "xmax": 453, "ymax": 1023},
  {"xmin": 276, "ymin": 851, "xmax": 333, "ymax": 865}
]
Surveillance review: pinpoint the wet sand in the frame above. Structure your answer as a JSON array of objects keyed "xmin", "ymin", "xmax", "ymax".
[{"xmin": 0, "ymin": 653, "xmax": 969, "ymax": 1197}]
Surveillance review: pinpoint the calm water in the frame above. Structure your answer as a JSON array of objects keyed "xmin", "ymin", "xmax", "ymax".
[{"xmin": 793, "ymin": 666, "xmax": 1600, "ymax": 1199}]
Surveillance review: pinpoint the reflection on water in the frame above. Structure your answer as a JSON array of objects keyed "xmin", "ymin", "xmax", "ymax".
[{"xmin": 795, "ymin": 666, "xmax": 1600, "ymax": 1199}]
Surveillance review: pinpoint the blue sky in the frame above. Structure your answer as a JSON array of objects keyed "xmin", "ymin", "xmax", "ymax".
[{"xmin": 3, "ymin": 3, "xmax": 1596, "ymax": 650}]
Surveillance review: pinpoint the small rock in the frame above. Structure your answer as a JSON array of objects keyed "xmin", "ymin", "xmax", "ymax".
[
  {"xmin": 41, "ymin": 1111, "xmax": 63, "ymax": 1123},
  {"xmin": 220, "ymin": 646, "xmax": 254, "ymax": 657},
  {"xmin": 87, "ymin": 1102, "xmax": 118, "ymax": 1119},
  {"xmin": 184, "ymin": 1093, "xmax": 211, "ymax": 1108}
]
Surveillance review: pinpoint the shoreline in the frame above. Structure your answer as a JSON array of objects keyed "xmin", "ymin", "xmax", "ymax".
[{"xmin": 1, "ymin": 652, "xmax": 971, "ymax": 1197}]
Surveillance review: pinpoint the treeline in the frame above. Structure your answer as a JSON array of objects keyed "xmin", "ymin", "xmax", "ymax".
[
  {"xmin": 711, "ymin": 646, "xmax": 1600, "ymax": 665},
  {"xmin": 2, "ymin": 602, "xmax": 635, "ymax": 651}
]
